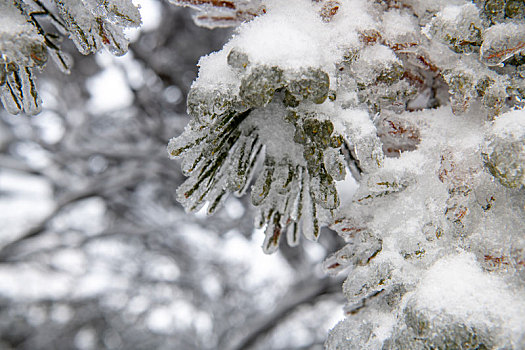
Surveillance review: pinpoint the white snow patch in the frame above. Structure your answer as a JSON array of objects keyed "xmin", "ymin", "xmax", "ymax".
[
  {"xmin": 414, "ymin": 252, "xmax": 525, "ymax": 339},
  {"xmin": 492, "ymin": 108, "xmax": 525, "ymax": 139}
]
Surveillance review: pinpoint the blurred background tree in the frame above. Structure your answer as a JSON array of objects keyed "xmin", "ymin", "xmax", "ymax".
[{"xmin": 0, "ymin": 1, "xmax": 345, "ymax": 349}]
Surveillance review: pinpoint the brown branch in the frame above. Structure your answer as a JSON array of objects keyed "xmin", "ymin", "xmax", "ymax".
[
  {"xmin": 484, "ymin": 41, "xmax": 525, "ymax": 61},
  {"xmin": 171, "ymin": 0, "xmax": 237, "ymax": 10},
  {"xmin": 194, "ymin": 9, "xmax": 259, "ymax": 23}
]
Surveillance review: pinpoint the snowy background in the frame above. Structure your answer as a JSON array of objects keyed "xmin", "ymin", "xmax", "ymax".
[{"xmin": 0, "ymin": 2, "xmax": 347, "ymax": 349}]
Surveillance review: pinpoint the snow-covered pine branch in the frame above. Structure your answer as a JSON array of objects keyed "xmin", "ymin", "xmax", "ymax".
[
  {"xmin": 0, "ymin": 0, "xmax": 140, "ymax": 115},
  {"xmin": 167, "ymin": 0, "xmax": 525, "ymax": 348},
  {"xmin": 1, "ymin": 0, "xmax": 524, "ymax": 348}
]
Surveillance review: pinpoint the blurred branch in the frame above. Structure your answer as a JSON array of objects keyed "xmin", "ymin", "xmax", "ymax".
[
  {"xmin": 224, "ymin": 275, "xmax": 344, "ymax": 350},
  {"xmin": 0, "ymin": 169, "xmax": 146, "ymax": 262},
  {"xmin": 0, "ymin": 155, "xmax": 43, "ymax": 176}
]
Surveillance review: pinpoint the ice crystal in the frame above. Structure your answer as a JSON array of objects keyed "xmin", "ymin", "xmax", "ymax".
[
  {"xmin": 0, "ymin": 0, "xmax": 140, "ymax": 115},
  {"xmin": 483, "ymin": 108, "xmax": 525, "ymax": 188},
  {"xmin": 0, "ymin": 1, "xmax": 45, "ymax": 115},
  {"xmin": 168, "ymin": 53, "xmax": 346, "ymax": 252},
  {"xmin": 168, "ymin": 0, "xmax": 265, "ymax": 29},
  {"xmin": 169, "ymin": 0, "xmax": 524, "ymax": 272},
  {"xmin": 165, "ymin": 1, "xmax": 525, "ymax": 347},
  {"xmin": 55, "ymin": 0, "xmax": 140, "ymax": 56},
  {"xmin": 2, "ymin": 0, "xmax": 521, "ymax": 348}
]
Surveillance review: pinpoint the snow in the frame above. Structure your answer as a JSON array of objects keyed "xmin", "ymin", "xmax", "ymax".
[
  {"xmin": 230, "ymin": 1, "xmax": 327, "ymax": 70},
  {"xmin": 146, "ymin": 300, "xmax": 212, "ymax": 335},
  {"xmin": 414, "ymin": 252, "xmax": 525, "ymax": 343},
  {"xmin": 166, "ymin": 1, "xmax": 525, "ymax": 347},
  {"xmin": 481, "ymin": 23, "xmax": 525, "ymax": 66},
  {"xmin": 51, "ymin": 197, "xmax": 107, "ymax": 236},
  {"xmin": 74, "ymin": 272, "xmax": 129, "ymax": 298},
  {"xmin": 381, "ymin": 10, "xmax": 419, "ymax": 45},
  {"xmin": 223, "ymin": 197, "xmax": 246, "ymax": 219},
  {"xmin": 0, "ymin": 1, "xmax": 45, "ymax": 66},
  {"xmin": 193, "ymin": 0, "xmax": 376, "ymax": 90},
  {"xmin": 415, "ymin": 252, "xmax": 522, "ymax": 317},
  {"xmin": 492, "ymin": 108, "xmax": 525, "ymax": 139},
  {"xmin": 1, "ymin": 0, "xmax": 524, "ymax": 348},
  {"xmin": 439, "ymin": 4, "xmax": 464, "ymax": 22},
  {"xmin": 335, "ymin": 170, "xmax": 359, "ymax": 207},
  {"xmin": 146, "ymin": 307, "xmax": 177, "ymax": 334},
  {"xmin": 50, "ymin": 304, "xmax": 74, "ymax": 324},
  {"xmin": 339, "ymin": 109, "xmax": 375, "ymax": 137},
  {"xmin": 193, "ymin": 50, "xmax": 238, "ymax": 90}
]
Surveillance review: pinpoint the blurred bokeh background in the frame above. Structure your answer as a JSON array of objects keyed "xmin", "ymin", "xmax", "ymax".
[{"xmin": 0, "ymin": 1, "xmax": 346, "ymax": 349}]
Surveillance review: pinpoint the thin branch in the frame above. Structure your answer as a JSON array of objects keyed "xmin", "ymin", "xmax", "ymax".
[
  {"xmin": 0, "ymin": 170, "xmax": 146, "ymax": 262},
  {"xmin": 223, "ymin": 275, "xmax": 344, "ymax": 350}
]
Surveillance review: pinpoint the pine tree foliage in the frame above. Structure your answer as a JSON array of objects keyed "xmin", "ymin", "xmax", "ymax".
[
  {"xmin": 168, "ymin": 60, "xmax": 348, "ymax": 253},
  {"xmin": 0, "ymin": 0, "xmax": 140, "ymax": 115},
  {"xmin": 168, "ymin": 0, "xmax": 524, "ymax": 252},
  {"xmin": 167, "ymin": 0, "xmax": 525, "ymax": 348},
  {"xmin": 1, "ymin": 0, "xmax": 525, "ymax": 348}
]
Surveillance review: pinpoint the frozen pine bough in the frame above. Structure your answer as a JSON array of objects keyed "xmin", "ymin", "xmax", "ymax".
[
  {"xmin": 167, "ymin": 0, "xmax": 525, "ymax": 348},
  {"xmin": 0, "ymin": 0, "xmax": 140, "ymax": 115},
  {"xmin": 1, "ymin": 0, "xmax": 524, "ymax": 348}
]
